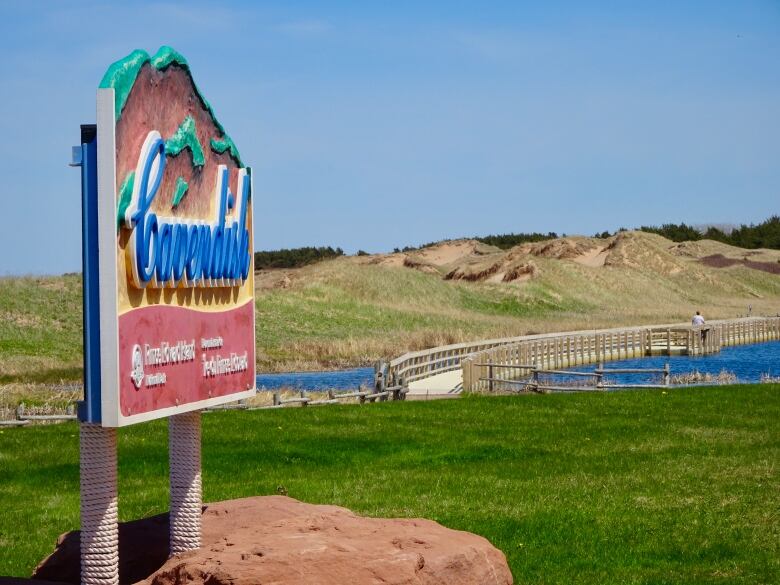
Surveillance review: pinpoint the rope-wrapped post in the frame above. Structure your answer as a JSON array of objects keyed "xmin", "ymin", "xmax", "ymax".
[
  {"xmin": 169, "ymin": 411, "xmax": 202, "ymax": 555},
  {"xmin": 80, "ymin": 422, "xmax": 119, "ymax": 585}
]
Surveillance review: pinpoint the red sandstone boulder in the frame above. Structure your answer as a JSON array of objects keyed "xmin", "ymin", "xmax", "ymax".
[{"xmin": 33, "ymin": 496, "xmax": 512, "ymax": 585}]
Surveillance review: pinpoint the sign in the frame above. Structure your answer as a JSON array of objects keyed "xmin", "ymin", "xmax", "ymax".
[{"xmin": 81, "ymin": 46, "xmax": 256, "ymax": 426}]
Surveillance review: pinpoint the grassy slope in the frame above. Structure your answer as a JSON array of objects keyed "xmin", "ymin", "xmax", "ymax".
[
  {"xmin": 1, "ymin": 385, "xmax": 778, "ymax": 583},
  {"xmin": 2, "ymin": 232, "xmax": 780, "ymax": 380},
  {"xmin": 255, "ymin": 238, "xmax": 780, "ymax": 369},
  {"xmin": 0, "ymin": 275, "xmax": 83, "ymax": 383}
]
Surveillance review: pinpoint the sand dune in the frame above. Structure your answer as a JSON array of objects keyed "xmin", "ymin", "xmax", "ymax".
[{"xmin": 372, "ymin": 231, "xmax": 777, "ymax": 283}]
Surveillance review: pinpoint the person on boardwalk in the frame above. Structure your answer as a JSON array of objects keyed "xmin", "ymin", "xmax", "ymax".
[{"xmin": 692, "ymin": 311, "xmax": 707, "ymax": 344}]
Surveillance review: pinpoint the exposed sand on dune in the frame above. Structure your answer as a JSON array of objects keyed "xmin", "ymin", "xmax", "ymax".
[
  {"xmin": 516, "ymin": 237, "xmax": 602, "ymax": 261},
  {"xmin": 572, "ymin": 247, "xmax": 609, "ymax": 267},
  {"xmin": 255, "ymin": 270, "xmax": 294, "ymax": 290},
  {"xmin": 369, "ymin": 254, "xmax": 406, "ymax": 268},
  {"xmin": 256, "ymin": 231, "xmax": 780, "ymax": 289},
  {"xmin": 411, "ymin": 239, "xmax": 499, "ymax": 265},
  {"xmin": 403, "ymin": 255, "xmax": 441, "ymax": 274}
]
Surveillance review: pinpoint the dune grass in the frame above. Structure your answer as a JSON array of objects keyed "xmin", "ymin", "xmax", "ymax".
[
  {"xmin": 2, "ymin": 243, "xmax": 779, "ymax": 380},
  {"xmin": 253, "ymin": 256, "xmax": 780, "ymax": 371},
  {"xmin": 1, "ymin": 384, "xmax": 778, "ymax": 583}
]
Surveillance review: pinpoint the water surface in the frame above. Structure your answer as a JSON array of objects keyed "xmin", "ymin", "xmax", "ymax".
[
  {"xmin": 256, "ymin": 367, "xmax": 374, "ymax": 391},
  {"xmin": 255, "ymin": 341, "xmax": 780, "ymax": 391},
  {"xmin": 562, "ymin": 340, "xmax": 780, "ymax": 385}
]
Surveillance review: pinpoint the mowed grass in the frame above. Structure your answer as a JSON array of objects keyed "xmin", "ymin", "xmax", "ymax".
[{"xmin": 2, "ymin": 385, "xmax": 778, "ymax": 584}]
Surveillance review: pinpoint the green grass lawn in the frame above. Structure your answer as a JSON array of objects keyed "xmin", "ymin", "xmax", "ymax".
[{"xmin": 1, "ymin": 385, "xmax": 778, "ymax": 584}]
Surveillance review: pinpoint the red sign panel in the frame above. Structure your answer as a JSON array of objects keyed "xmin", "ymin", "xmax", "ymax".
[{"xmin": 92, "ymin": 47, "xmax": 255, "ymax": 426}]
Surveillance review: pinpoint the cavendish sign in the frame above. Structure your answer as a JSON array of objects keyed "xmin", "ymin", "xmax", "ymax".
[{"xmin": 79, "ymin": 46, "xmax": 256, "ymax": 426}]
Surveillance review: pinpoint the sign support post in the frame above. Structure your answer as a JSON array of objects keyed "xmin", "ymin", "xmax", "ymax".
[
  {"xmin": 79, "ymin": 423, "xmax": 119, "ymax": 585},
  {"xmin": 169, "ymin": 411, "xmax": 203, "ymax": 553}
]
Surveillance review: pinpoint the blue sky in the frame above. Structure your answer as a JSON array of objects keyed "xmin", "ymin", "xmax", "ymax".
[{"xmin": 0, "ymin": 1, "xmax": 778, "ymax": 275}]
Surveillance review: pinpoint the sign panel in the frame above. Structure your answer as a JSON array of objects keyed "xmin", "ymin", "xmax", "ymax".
[{"xmin": 85, "ymin": 46, "xmax": 255, "ymax": 426}]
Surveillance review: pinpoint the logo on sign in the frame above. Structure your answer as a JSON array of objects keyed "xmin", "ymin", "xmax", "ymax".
[{"xmin": 130, "ymin": 344, "xmax": 145, "ymax": 389}]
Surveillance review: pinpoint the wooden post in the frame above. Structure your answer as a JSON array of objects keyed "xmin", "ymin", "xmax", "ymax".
[
  {"xmin": 597, "ymin": 362, "xmax": 604, "ymax": 389},
  {"xmin": 488, "ymin": 359, "xmax": 494, "ymax": 392},
  {"xmin": 462, "ymin": 357, "xmax": 471, "ymax": 392},
  {"xmin": 273, "ymin": 392, "xmax": 280, "ymax": 406},
  {"xmin": 533, "ymin": 365, "xmax": 540, "ymax": 392},
  {"xmin": 300, "ymin": 390, "xmax": 307, "ymax": 406},
  {"xmin": 374, "ymin": 361, "xmax": 388, "ymax": 402},
  {"xmin": 663, "ymin": 363, "xmax": 670, "ymax": 386},
  {"xmin": 666, "ymin": 328, "xmax": 671, "ymax": 356}
]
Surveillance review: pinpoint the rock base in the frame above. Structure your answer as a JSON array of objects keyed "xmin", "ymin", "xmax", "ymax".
[{"xmin": 31, "ymin": 496, "xmax": 512, "ymax": 585}]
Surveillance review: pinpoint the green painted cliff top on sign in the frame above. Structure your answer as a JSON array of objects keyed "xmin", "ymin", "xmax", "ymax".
[{"xmin": 99, "ymin": 46, "xmax": 242, "ymax": 166}]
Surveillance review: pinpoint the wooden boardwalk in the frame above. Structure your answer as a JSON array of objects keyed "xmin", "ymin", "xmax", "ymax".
[
  {"xmin": 405, "ymin": 370, "xmax": 463, "ymax": 400},
  {"xmin": 386, "ymin": 316, "xmax": 780, "ymax": 395}
]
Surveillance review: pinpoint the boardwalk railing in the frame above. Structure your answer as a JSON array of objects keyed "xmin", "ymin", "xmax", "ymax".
[
  {"xmin": 463, "ymin": 316, "xmax": 780, "ymax": 393},
  {"xmin": 388, "ymin": 316, "xmax": 780, "ymax": 392},
  {"xmin": 386, "ymin": 334, "xmax": 537, "ymax": 387},
  {"xmin": 479, "ymin": 363, "xmax": 672, "ymax": 393}
]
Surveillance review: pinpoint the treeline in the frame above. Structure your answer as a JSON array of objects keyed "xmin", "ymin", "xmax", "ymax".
[
  {"xmin": 472, "ymin": 217, "xmax": 780, "ymax": 250},
  {"xmin": 639, "ymin": 216, "xmax": 780, "ymax": 249},
  {"xmin": 254, "ymin": 246, "xmax": 344, "ymax": 269},
  {"xmin": 394, "ymin": 232, "xmax": 561, "ymax": 253},
  {"xmin": 474, "ymin": 232, "xmax": 560, "ymax": 250}
]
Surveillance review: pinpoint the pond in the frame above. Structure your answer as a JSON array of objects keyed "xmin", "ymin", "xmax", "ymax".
[
  {"xmin": 256, "ymin": 367, "xmax": 374, "ymax": 392},
  {"xmin": 255, "ymin": 340, "xmax": 780, "ymax": 392},
  {"xmin": 562, "ymin": 340, "xmax": 780, "ymax": 385}
]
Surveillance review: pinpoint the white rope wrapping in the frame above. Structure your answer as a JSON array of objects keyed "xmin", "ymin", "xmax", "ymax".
[
  {"xmin": 169, "ymin": 411, "xmax": 202, "ymax": 554},
  {"xmin": 80, "ymin": 423, "xmax": 119, "ymax": 585}
]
